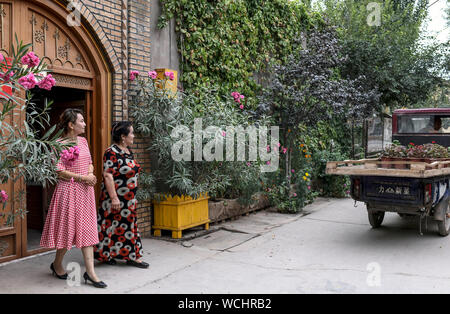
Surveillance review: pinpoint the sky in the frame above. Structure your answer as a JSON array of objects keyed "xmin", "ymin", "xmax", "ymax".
[{"xmin": 422, "ymin": 0, "xmax": 449, "ymax": 44}]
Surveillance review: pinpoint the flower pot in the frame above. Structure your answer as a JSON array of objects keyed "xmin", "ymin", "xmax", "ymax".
[
  {"xmin": 208, "ymin": 193, "xmax": 270, "ymax": 223},
  {"xmin": 152, "ymin": 193, "xmax": 210, "ymax": 239}
]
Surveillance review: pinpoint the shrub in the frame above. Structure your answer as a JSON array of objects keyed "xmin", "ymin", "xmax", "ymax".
[
  {"xmin": 312, "ymin": 150, "xmax": 351, "ymax": 198},
  {"xmin": 129, "ymin": 72, "xmax": 271, "ymax": 203},
  {"xmin": 0, "ymin": 37, "xmax": 63, "ymax": 226}
]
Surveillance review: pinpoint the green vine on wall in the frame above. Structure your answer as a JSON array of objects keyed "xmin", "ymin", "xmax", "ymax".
[{"xmin": 157, "ymin": 0, "xmax": 323, "ymax": 107}]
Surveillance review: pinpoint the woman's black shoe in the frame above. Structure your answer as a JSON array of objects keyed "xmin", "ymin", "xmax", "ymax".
[
  {"xmin": 83, "ymin": 272, "xmax": 107, "ymax": 288},
  {"xmin": 50, "ymin": 263, "xmax": 68, "ymax": 280},
  {"xmin": 104, "ymin": 259, "xmax": 117, "ymax": 265},
  {"xmin": 126, "ymin": 260, "xmax": 149, "ymax": 269}
]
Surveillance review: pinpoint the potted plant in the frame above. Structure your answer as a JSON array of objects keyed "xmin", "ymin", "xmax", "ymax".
[
  {"xmin": 380, "ymin": 140, "xmax": 450, "ymax": 169},
  {"xmin": 130, "ymin": 72, "xmax": 270, "ymax": 238}
]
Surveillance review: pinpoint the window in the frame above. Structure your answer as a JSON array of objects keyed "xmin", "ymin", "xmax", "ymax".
[{"xmin": 397, "ymin": 115, "xmax": 450, "ymax": 134}]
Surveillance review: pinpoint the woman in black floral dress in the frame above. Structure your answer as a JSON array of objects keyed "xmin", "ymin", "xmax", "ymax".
[{"xmin": 94, "ymin": 122, "xmax": 149, "ymax": 268}]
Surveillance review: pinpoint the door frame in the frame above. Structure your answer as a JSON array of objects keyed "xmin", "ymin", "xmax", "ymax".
[{"xmin": 0, "ymin": 0, "xmax": 112, "ymax": 262}]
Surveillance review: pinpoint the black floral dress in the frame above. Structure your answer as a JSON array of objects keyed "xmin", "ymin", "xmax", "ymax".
[{"xmin": 94, "ymin": 144, "xmax": 144, "ymax": 262}]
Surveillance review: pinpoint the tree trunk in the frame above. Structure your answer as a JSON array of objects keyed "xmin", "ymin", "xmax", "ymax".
[{"xmin": 351, "ymin": 120, "xmax": 355, "ymax": 159}]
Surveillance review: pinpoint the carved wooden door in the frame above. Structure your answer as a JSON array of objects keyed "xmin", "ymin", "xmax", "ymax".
[{"xmin": 0, "ymin": 0, "xmax": 102, "ymax": 261}]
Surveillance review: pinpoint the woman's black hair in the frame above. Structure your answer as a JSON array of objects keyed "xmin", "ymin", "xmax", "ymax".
[
  {"xmin": 111, "ymin": 121, "xmax": 132, "ymax": 143},
  {"xmin": 58, "ymin": 108, "xmax": 84, "ymax": 135}
]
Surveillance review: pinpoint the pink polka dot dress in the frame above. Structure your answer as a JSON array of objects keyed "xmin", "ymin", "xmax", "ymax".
[{"xmin": 40, "ymin": 136, "xmax": 99, "ymax": 250}]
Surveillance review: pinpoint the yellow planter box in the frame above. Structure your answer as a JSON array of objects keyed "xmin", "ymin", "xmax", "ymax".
[
  {"xmin": 154, "ymin": 68, "xmax": 178, "ymax": 98},
  {"xmin": 152, "ymin": 193, "xmax": 210, "ymax": 239}
]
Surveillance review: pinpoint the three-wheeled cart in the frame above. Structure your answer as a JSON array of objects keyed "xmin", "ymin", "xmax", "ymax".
[{"xmin": 326, "ymin": 108, "xmax": 450, "ymax": 236}]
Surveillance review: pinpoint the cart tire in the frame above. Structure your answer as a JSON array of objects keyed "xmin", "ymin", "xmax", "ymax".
[
  {"xmin": 368, "ymin": 211, "xmax": 384, "ymax": 228},
  {"xmin": 437, "ymin": 201, "xmax": 450, "ymax": 237}
]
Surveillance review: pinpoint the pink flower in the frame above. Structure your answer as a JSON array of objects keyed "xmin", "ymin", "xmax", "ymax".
[
  {"xmin": 37, "ymin": 74, "xmax": 56, "ymax": 90},
  {"xmin": 129, "ymin": 70, "xmax": 139, "ymax": 81},
  {"xmin": 0, "ymin": 71, "xmax": 14, "ymax": 83},
  {"xmin": 164, "ymin": 71, "xmax": 175, "ymax": 80},
  {"xmin": 266, "ymin": 145, "xmax": 270, "ymax": 152},
  {"xmin": 307, "ymin": 186, "xmax": 311, "ymax": 190},
  {"xmin": 0, "ymin": 190, "xmax": 8, "ymax": 203},
  {"xmin": 291, "ymin": 169, "xmax": 295, "ymax": 173},
  {"xmin": 18, "ymin": 73, "xmax": 37, "ymax": 90},
  {"xmin": 277, "ymin": 143, "xmax": 281, "ymax": 147},
  {"xmin": 21, "ymin": 51, "xmax": 40, "ymax": 68},
  {"xmin": 0, "ymin": 54, "xmax": 4, "ymax": 63},
  {"xmin": 246, "ymin": 162, "xmax": 251, "ymax": 167},
  {"xmin": 282, "ymin": 147, "xmax": 287, "ymax": 154},
  {"xmin": 239, "ymin": 104, "xmax": 244, "ymax": 110},
  {"xmin": 266, "ymin": 161, "xmax": 271, "ymax": 165},
  {"xmin": 293, "ymin": 193, "xmax": 297, "ymax": 197},
  {"xmin": 222, "ymin": 131, "xmax": 226, "ymax": 137},
  {"xmin": 231, "ymin": 91, "xmax": 245, "ymax": 104},
  {"xmin": 60, "ymin": 146, "xmax": 80, "ymax": 166},
  {"xmin": 148, "ymin": 71, "xmax": 157, "ymax": 79}
]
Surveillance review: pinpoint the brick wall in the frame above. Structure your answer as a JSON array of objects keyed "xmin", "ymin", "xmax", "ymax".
[
  {"xmin": 66, "ymin": 0, "xmax": 154, "ymax": 236},
  {"xmin": 127, "ymin": 0, "xmax": 153, "ymax": 237}
]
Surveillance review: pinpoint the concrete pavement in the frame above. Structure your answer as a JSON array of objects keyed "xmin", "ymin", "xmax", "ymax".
[{"xmin": 1, "ymin": 197, "xmax": 450, "ymax": 294}]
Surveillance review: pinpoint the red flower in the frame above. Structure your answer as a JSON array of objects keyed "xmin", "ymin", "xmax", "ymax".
[
  {"xmin": 120, "ymin": 248, "xmax": 130, "ymax": 256},
  {"xmin": 118, "ymin": 236, "xmax": 126, "ymax": 243},
  {"xmin": 126, "ymin": 170, "xmax": 136, "ymax": 179},
  {"xmin": 124, "ymin": 191, "xmax": 135, "ymax": 201},
  {"xmin": 114, "ymin": 227, "xmax": 125, "ymax": 236},
  {"xmin": 409, "ymin": 142, "xmax": 415, "ymax": 146},
  {"xmin": 104, "ymin": 220, "xmax": 112, "ymax": 229},
  {"xmin": 432, "ymin": 141, "xmax": 436, "ymax": 144}
]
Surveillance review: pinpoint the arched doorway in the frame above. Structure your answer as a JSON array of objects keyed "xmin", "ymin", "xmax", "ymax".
[{"xmin": 0, "ymin": 0, "xmax": 111, "ymax": 262}]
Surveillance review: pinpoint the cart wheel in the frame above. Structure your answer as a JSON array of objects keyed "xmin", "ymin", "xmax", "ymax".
[
  {"xmin": 437, "ymin": 201, "xmax": 450, "ymax": 237},
  {"xmin": 368, "ymin": 211, "xmax": 385, "ymax": 228}
]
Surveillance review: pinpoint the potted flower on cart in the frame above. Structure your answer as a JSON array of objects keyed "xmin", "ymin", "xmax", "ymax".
[{"xmin": 380, "ymin": 140, "xmax": 450, "ymax": 169}]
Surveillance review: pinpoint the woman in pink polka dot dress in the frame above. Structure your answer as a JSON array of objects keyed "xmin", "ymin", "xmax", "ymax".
[{"xmin": 40, "ymin": 108, "xmax": 106, "ymax": 288}]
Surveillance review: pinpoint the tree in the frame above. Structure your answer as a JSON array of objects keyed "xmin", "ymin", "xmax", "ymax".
[
  {"xmin": 259, "ymin": 27, "xmax": 380, "ymax": 181},
  {"xmin": 318, "ymin": 0, "xmax": 444, "ymax": 110}
]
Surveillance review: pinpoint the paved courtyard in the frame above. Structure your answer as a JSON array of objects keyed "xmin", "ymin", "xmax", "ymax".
[{"xmin": 1, "ymin": 197, "xmax": 449, "ymax": 294}]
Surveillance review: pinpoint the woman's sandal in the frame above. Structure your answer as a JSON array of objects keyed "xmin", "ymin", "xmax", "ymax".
[
  {"xmin": 126, "ymin": 259, "xmax": 149, "ymax": 269},
  {"xmin": 50, "ymin": 263, "xmax": 68, "ymax": 280}
]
